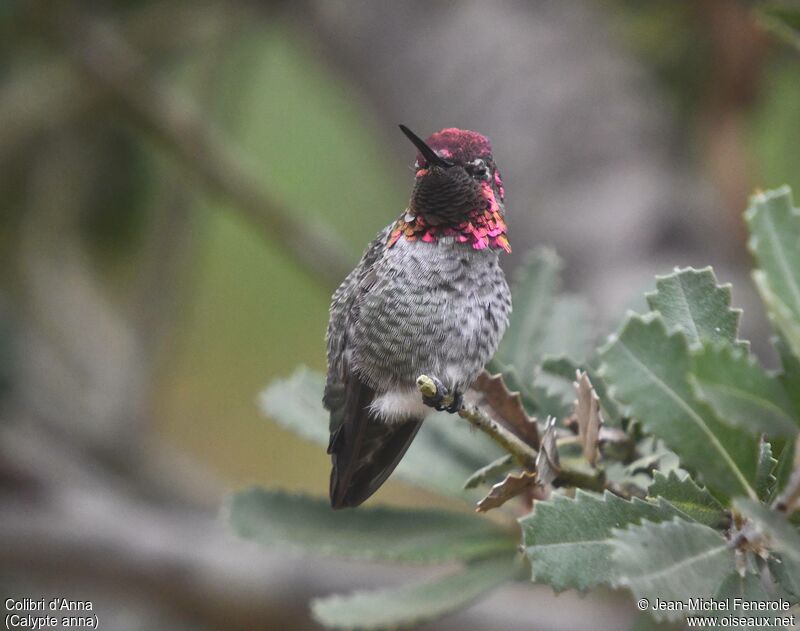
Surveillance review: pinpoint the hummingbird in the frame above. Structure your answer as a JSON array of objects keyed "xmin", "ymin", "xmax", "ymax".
[{"xmin": 323, "ymin": 125, "xmax": 512, "ymax": 508}]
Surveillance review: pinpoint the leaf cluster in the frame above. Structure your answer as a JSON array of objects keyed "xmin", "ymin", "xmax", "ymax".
[{"xmin": 227, "ymin": 187, "xmax": 800, "ymax": 629}]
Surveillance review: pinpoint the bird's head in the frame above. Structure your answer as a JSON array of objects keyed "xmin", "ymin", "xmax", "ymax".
[{"xmin": 391, "ymin": 125, "xmax": 509, "ymax": 252}]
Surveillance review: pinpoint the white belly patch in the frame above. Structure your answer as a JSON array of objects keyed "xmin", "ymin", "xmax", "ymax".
[{"xmin": 369, "ymin": 388, "xmax": 431, "ymax": 422}]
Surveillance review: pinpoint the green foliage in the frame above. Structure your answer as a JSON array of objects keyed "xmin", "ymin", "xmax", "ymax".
[
  {"xmin": 613, "ymin": 520, "xmax": 735, "ymax": 622},
  {"xmin": 690, "ymin": 342, "xmax": 798, "ymax": 437},
  {"xmin": 494, "ymin": 248, "xmax": 561, "ymax": 380},
  {"xmin": 520, "ymin": 491, "xmax": 680, "ymax": 591},
  {"xmin": 229, "ymin": 488, "xmax": 516, "ymax": 563},
  {"xmin": 748, "ymin": 188, "xmax": 800, "ymax": 357},
  {"xmin": 311, "ymin": 556, "xmax": 519, "ymax": 630},
  {"xmin": 734, "ymin": 498, "xmax": 800, "ymax": 585},
  {"xmin": 598, "ymin": 311, "xmax": 759, "ymax": 500},
  {"xmin": 230, "ymin": 186, "xmax": 800, "ymax": 629},
  {"xmin": 645, "ymin": 267, "xmax": 741, "ymax": 348},
  {"xmin": 647, "ymin": 471, "xmax": 727, "ymax": 529}
]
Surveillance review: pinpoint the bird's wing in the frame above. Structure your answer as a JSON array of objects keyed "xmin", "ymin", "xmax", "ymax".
[{"xmin": 324, "ymin": 223, "xmax": 424, "ymax": 508}]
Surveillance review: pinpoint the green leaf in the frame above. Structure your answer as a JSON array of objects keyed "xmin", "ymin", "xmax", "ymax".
[
  {"xmin": 689, "ymin": 342, "xmax": 798, "ymax": 437},
  {"xmin": 260, "ymin": 368, "xmax": 329, "ymax": 444},
  {"xmin": 733, "ymin": 498, "xmax": 800, "ymax": 597},
  {"xmin": 495, "ymin": 248, "xmax": 561, "ymax": 380},
  {"xmin": 260, "ymin": 368, "xmax": 502, "ymax": 498},
  {"xmin": 756, "ymin": 439, "xmax": 778, "ymax": 502},
  {"xmin": 311, "ymin": 556, "xmax": 518, "ymax": 630},
  {"xmin": 713, "ymin": 573, "xmax": 789, "ymax": 631},
  {"xmin": 753, "ymin": 271, "xmax": 800, "ymax": 360},
  {"xmin": 771, "ymin": 438, "xmax": 795, "ymax": 502},
  {"xmin": 774, "ymin": 335, "xmax": 800, "ymax": 416},
  {"xmin": 227, "ymin": 488, "xmax": 515, "ymax": 563},
  {"xmin": 647, "ymin": 471, "xmax": 727, "ymax": 528},
  {"xmin": 598, "ymin": 313, "xmax": 760, "ymax": 500},
  {"xmin": 613, "ymin": 519, "xmax": 736, "ymax": 621},
  {"xmin": 746, "ymin": 188, "xmax": 800, "ymax": 318},
  {"xmin": 645, "ymin": 267, "xmax": 741, "ymax": 348},
  {"xmin": 463, "ymin": 454, "xmax": 514, "ymax": 489},
  {"xmin": 747, "ymin": 187, "xmax": 800, "ymax": 350},
  {"xmin": 530, "ymin": 356, "xmax": 576, "ymax": 419},
  {"xmin": 520, "ymin": 490, "xmax": 681, "ymax": 591}
]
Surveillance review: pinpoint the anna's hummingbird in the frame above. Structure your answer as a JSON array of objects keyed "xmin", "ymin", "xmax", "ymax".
[{"xmin": 324, "ymin": 125, "xmax": 512, "ymax": 508}]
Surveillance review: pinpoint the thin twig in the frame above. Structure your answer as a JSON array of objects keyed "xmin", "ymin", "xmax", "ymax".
[
  {"xmin": 417, "ymin": 375, "xmax": 538, "ymax": 470},
  {"xmin": 37, "ymin": 5, "xmax": 353, "ymax": 289}
]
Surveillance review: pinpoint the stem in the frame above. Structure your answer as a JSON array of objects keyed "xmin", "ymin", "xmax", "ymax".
[{"xmin": 417, "ymin": 375, "xmax": 537, "ymax": 469}]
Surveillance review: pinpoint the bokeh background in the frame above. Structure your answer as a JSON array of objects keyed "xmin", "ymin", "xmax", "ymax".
[{"xmin": 2, "ymin": 1, "xmax": 799, "ymax": 629}]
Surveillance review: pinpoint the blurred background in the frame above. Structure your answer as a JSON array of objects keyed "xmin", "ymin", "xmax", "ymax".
[{"xmin": 1, "ymin": 0, "xmax": 799, "ymax": 629}]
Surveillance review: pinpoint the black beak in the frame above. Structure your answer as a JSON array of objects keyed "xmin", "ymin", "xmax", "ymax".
[{"xmin": 399, "ymin": 124, "xmax": 453, "ymax": 168}]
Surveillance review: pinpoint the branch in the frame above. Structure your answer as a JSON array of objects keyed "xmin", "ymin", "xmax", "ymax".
[
  {"xmin": 416, "ymin": 374, "xmax": 609, "ymax": 496},
  {"xmin": 35, "ymin": 5, "xmax": 352, "ymax": 289},
  {"xmin": 416, "ymin": 375, "xmax": 538, "ymax": 470}
]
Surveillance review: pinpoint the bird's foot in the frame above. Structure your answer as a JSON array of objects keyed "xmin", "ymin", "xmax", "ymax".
[
  {"xmin": 445, "ymin": 390, "xmax": 463, "ymax": 414},
  {"xmin": 420, "ymin": 375, "xmax": 463, "ymax": 413},
  {"xmin": 421, "ymin": 375, "xmax": 448, "ymax": 411}
]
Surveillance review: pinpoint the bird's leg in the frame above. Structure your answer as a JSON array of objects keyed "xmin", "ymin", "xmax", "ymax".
[
  {"xmin": 445, "ymin": 390, "xmax": 463, "ymax": 414},
  {"xmin": 418, "ymin": 376, "xmax": 463, "ymax": 413},
  {"xmin": 421, "ymin": 375, "xmax": 448, "ymax": 411}
]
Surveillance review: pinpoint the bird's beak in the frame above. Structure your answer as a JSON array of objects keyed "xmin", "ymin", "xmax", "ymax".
[{"xmin": 399, "ymin": 124, "xmax": 453, "ymax": 168}]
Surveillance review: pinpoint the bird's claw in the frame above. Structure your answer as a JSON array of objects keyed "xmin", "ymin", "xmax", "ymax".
[
  {"xmin": 445, "ymin": 390, "xmax": 463, "ymax": 414},
  {"xmin": 421, "ymin": 376, "xmax": 463, "ymax": 413},
  {"xmin": 422, "ymin": 376, "xmax": 447, "ymax": 411}
]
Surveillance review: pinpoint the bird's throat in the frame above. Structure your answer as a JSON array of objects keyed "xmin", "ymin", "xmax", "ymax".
[{"xmin": 387, "ymin": 181, "xmax": 510, "ymax": 252}]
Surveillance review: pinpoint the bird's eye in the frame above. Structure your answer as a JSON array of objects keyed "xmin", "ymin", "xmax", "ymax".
[{"xmin": 468, "ymin": 159, "xmax": 489, "ymax": 180}]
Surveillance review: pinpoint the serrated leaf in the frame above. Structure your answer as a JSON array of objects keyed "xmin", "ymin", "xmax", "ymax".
[
  {"xmin": 648, "ymin": 471, "xmax": 727, "ymax": 529},
  {"xmin": 463, "ymin": 454, "xmax": 514, "ymax": 489},
  {"xmin": 470, "ymin": 370, "xmax": 539, "ymax": 448},
  {"xmin": 613, "ymin": 519, "xmax": 736, "ymax": 621},
  {"xmin": 690, "ymin": 342, "xmax": 798, "ymax": 437},
  {"xmin": 746, "ymin": 187, "xmax": 800, "ymax": 321},
  {"xmin": 495, "ymin": 248, "xmax": 561, "ymax": 380},
  {"xmin": 476, "ymin": 471, "xmax": 537, "ymax": 512},
  {"xmin": 645, "ymin": 267, "xmax": 741, "ymax": 348},
  {"xmin": 260, "ymin": 368, "xmax": 502, "ymax": 498},
  {"xmin": 520, "ymin": 490, "xmax": 681, "ymax": 591},
  {"xmin": 310, "ymin": 556, "xmax": 518, "ymax": 630},
  {"xmin": 484, "ymin": 358, "xmax": 538, "ymax": 411},
  {"xmin": 598, "ymin": 313, "xmax": 760, "ymax": 500},
  {"xmin": 227, "ymin": 488, "xmax": 515, "ymax": 563}
]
